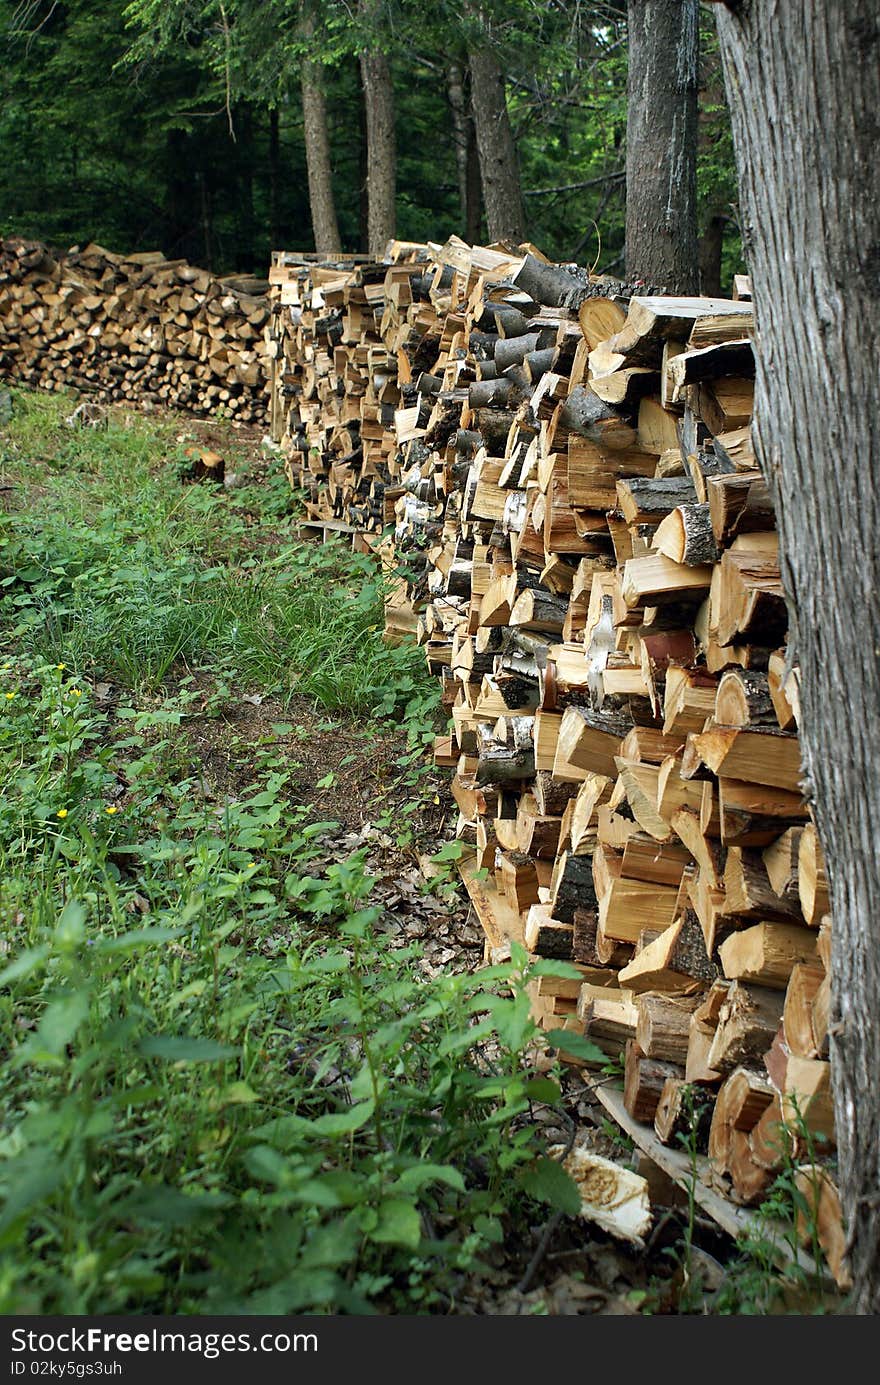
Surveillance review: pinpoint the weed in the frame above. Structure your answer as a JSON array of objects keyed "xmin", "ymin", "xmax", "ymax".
[
  {"xmin": 662, "ymin": 1083, "xmax": 715, "ymax": 1311},
  {"xmin": 0, "ymin": 390, "xmax": 580, "ymax": 1315},
  {"xmin": 711, "ymin": 1102, "xmax": 836, "ymax": 1315},
  {"xmin": 1, "ymin": 390, "xmax": 439, "ymax": 727}
]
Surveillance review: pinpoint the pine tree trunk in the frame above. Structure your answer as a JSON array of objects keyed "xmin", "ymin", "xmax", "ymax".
[
  {"xmin": 715, "ymin": 0, "xmax": 880, "ymax": 1313},
  {"xmin": 699, "ymin": 211, "xmax": 726, "ymax": 295},
  {"xmin": 357, "ymin": 69, "xmax": 370, "ymax": 253},
  {"xmin": 301, "ymin": 62, "xmax": 342, "ymax": 256},
  {"xmin": 468, "ymin": 44, "xmax": 525, "ymax": 244},
  {"xmin": 448, "ymin": 61, "xmax": 482, "ymax": 244},
  {"xmin": 465, "ymin": 119, "xmax": 483, "ymax": 245},
  {"xmin": 359, "ymin": 48, "xmax": 396, "ymax": 256},
  {"xmin": 626, "ymin": 0, "xmax": 699, "ymax": 291}
]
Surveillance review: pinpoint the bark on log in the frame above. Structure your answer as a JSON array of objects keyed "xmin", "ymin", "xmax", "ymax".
[{"xmin": 513, "ymin": 253, "xmax": 587, "ymax": 308}]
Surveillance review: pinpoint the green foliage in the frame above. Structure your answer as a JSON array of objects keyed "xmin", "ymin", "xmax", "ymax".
[
  {"xmin": 0, "ymin": 391, "xmax": 438, "ymax": 722},
  {"xmin": 696, "ymin": 14, "xmax": 742, "ymax": 285},
  {"xmin": 1, "ymin": 1, "xmax": 741, "ymax": 281},
  {"xmin": 0, "ymin": 389, "xmax": 580, "ymax": 1314},
  {"xmin": 0, "ymin": 0, "xmax": 312, "ymax": 266},
  {"xmin": 713, "ymin": 1103, "xmax": 837, "ymax": 1315},
  {"xmin": 638, "ymin": 1085, "xmax": 838, "ymax": 1316},
  {"xmin": 0, "ymin": 784, "xmax": 571, "ymax": 1312}
]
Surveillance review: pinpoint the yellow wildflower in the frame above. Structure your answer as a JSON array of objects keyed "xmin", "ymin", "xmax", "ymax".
[
  {"xmin": 57, "ymin": 809, "xmax": 69, "ymax": 820},
  {"xmin": 105, "ymin": 806, "xmax": 119, "ymax": 815},
  {"xmin": 56, "ymin": 663, "xmax": 66, "ymax": 672},
  {"xmin": 4, "ymin": 692, "xmax": 14, "ymax": 701},
  {"xmin": 71, "ymin": 688, "xmax": 82, "ymax": 698}
]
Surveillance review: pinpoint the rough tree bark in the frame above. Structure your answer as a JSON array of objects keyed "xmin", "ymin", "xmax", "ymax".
[
  {"xmin": 468, "ymin": 37, "xmax": 525, "ymax": 244},
  {"xmin": 699, "ymin": 211, "xmax": 727, "ymax": 296},
  {"xmin": 301, "ymin": 62, "xmax": 342, "ymax": 256},
  {"xmin": 358, "ymin": 70, "xmax": 370, "ymax": 255},
  {"xmin": 714, "ymin": 0, "xmax": 880, "ymax": 1313},
  {"xmin": 626, "ymin": 0, "xmax": 699, "ymax": 291},
  {"xmin": 448, "ymin": 61, "xmax": 482, "ymax": 244},
  {"xmin": 358, "ymin": 10, "xmax": 396, "ymax": 259}
]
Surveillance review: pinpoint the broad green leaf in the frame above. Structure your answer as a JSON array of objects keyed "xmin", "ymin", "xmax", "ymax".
[
  {"xmin": 520, "ymin": 1157, "xmax": 582, "ymax": 1216},
  {"xmin": 528, "ymin": 959, "xmax": 584, "ymax": 980},
  {"xmin": 298, "ymin": 1218, "xmax": 360, "ymax": 1270},
  {"xmin": 243, "ymin": 1145, "xmax": 291, "ymax": 1187},
  {"xmin": 249, "ymin": 1114, "xmax": 314, "ymax": 1148},
  {"xmin": 474, "ymin": 1214, "xmax": 505, "ymax": 1244},
  {"xmin": 370, "ymin": 1198, "xmax": 422, "ymax": 1249},
  {"xmin": 431, "ymin": 839, "xmax": 464, "ymax": 862},
  {"xmin": 0, "ymin": 1152, "xmax": 65, "ymax": 1238},
  {"xmin": 107, "ymin": 1084, "xmax": 162, "ymax": 1109},
  {"xmin": 0, "ymin": 946, "xmax": 49, "ymax": 988},
  {"xmin": 311, "ymin": 1101, "xmax": 375, "ymax": 1136},
  {"xmin": 522, "ymin": 1076, "xmax": 563, "ymax": 1104},
  {"xmin": 217, "ymin": 1082, "xmax": 259, "ymax": 1106},
  {"xmin": 122, "ymin": 1185, "xmax": 232, "ymax": 1225},
  {"xmin": 289, "ymin": 1179, "xmax": 344, "ymax": 1209},
  {"xmin": 98, "ymin": 926, "xmax": 184, "ymax": 953},
  {"xmin": 23, "ymin": 991, "xmax": 89, "ymax": 1060},
  {"xmin": 54, "ymin": 898, "xmax": 87, "ymax": 947},
  {"xmin": 139, "ymin": 1035, "xmax": 238, "ymax": 1063},
  {"xmin": 545, "ymin": 1029, "xmax": 607, "ymax": 1065},
  {"xmin": 301, "ymin": 821, "xmax": 341, "ymax": 838},
  {"xmin": 394, "ymin": 1163, "xmax": 466, "ymax": 1195}
]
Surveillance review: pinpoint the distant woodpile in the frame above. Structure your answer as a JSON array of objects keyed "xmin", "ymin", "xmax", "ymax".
[
  {"xmin": 0, "ymin": 237, "xmax": 271, "ymax": 423},
  {"xmin": 269, "ymin": 236, "xmax": 846, "ymax": 1288}
]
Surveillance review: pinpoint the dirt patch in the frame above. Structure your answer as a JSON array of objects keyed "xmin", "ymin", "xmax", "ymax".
[
  {"xmin": 181, "ymin": 689, "xmax": 418, "ymax": 828},
  {"xmin": 177, "ymin": 686, "xmax": 484, "ymax": 974}
]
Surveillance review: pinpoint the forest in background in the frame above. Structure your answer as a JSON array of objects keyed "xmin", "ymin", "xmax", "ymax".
[{"xmin": 0, "ymin": 1, "xmax": 739, "ymax": 287}]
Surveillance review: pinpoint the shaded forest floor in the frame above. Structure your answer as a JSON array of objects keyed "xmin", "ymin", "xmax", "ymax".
[{"xmin": 0, "ymin": 389, "xmax": 836, "ymax": 1315}]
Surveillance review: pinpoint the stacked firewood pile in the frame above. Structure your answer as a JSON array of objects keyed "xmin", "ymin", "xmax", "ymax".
[
  {"xmin": 270, "ymin": 235, "xmax": 843, "ymax": 1283},
  {"xmin": 269, "ymin": 242, "xmax": 454, "ymax": 538},
  {"xmin": 0, "ymin": 237, "xmax": 271, "ymax": 421}
]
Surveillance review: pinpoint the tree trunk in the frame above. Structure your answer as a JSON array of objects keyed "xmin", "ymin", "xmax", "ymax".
[
  {"xmin": 699, "ymin": 211, "xmax": 726, "ymax": 296},
  {"xmin": 448, "ymin": 61, "xmax": 482, "ymax": 243},
  {"xmin": 465, "ymin": 105, "xmax": 482, "ymax": 244},
  {"xmin": 468, "ymin": 43, "xmax": 525, "ymax": 244},
  {"xmin": 301, "ymin": 61, "xmax": 342, "ymax": 256},
  {"xmin": 359, "ymin": 47, "xmax": 396, "ymax": 256},
  {"xmin": 625, "ymin": 0, "xmax": 699, "ymax": 291},
  {"xmin": 714, "ymin": 0, "xmax": 880, "ymax": 1313},
  {"xmin": 357, "ymin": 67, "xmax": 370, "ymax": 254}
]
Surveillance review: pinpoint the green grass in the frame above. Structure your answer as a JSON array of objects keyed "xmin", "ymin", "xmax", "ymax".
[
  {"xmin": 0, "ymin": 389, "xmax": 585, "ymax": 1315},
  {"xmin": 0, "ymin": 391, "xmax": 435, "ymax": 719}
]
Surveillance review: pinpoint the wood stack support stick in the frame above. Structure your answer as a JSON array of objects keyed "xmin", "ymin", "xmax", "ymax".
[
  {"xmin": 0, "ymin": 236, "xmax": 272, "ymax": 422},
  {"xmin": 268, "ymin": 233, "xmax": 843, "ymax": 1280}
]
